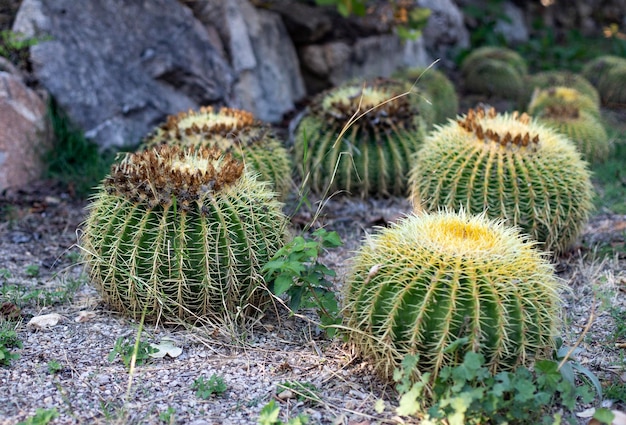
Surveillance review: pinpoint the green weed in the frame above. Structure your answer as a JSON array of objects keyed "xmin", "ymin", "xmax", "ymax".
[
  {"xmin": 262, "ymin": 228, "xmax": 342, "ymax": 338},
  {"xmin": 107, "ymin": 337, "xmax": 157, "ymax": 370},
  {"xmin": 257, "ymin": 399, "xmax": 309, "ymax": 425},
  {"xmin": 16, "ymin": 408, "xmax": 59, "ymax": 425},
  {"xmin": 44, "ymin": 99, "xmax": 118, "ymax": 198},
  {"xmin": 192, "ymin": 374, "xmax": 227, "ymax": 399},
  {"xmin": 158, "ymin": 406, "xmax": 176, "ymax": 424},
  {"xmin": 47, "ymin": 360, "xmax": 62, "ymax": 375},
  {"xmin": 277, "ymin": 381, "xmax": 321, "ymax": 404},
  {"xmin": 0, "ymin": 321, "xmax": 21, "ymax": 367}
]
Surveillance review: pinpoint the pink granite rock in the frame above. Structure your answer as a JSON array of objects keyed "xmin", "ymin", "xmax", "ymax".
[{"xmin": 0, "ymin": 70, "xmax": 50, "ymax": 192}]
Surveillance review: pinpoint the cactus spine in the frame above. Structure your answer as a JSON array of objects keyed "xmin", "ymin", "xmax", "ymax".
[
  {"xmin": 294, "ymin": 78, "xmax": 428, "ymax": 197},
  {"xmin": 81, "ymin": 145, "xmax": 288, "ymax": 324},
  {"xmin": 344, "ymin": 210, "xmax": 561, "ymax": 383},
  {"xmin": 408, "ymin": 107, "xmax": 594, "ymax": 255},
  {"xmin": 141, "ymin": 106, "xmax": 292, "ymax": 198}
]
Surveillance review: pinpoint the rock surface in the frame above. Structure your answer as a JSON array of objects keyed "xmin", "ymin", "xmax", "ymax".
[
  {"xmin": 0, "ymin": 68, "xmax": 50, "ymax": 191},
  {"xmin": 12, "ymin": 0, "xmax": 235, "ymax": 150}
]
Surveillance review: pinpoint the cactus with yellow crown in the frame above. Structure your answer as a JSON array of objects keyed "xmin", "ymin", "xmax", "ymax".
[
  {"xmin": 344, "ymin": 209, "xmax": 561, "ymax": 383},
  {"xmin": 294, "ymin": 78, "xmax": 429, "ymax": 197},
  {"xmin": 141, "ymin": 106, "xmax": 292, "ymax": 198},
  {"xmin": 522, "ymin": 70, "xmax": 600, "ymax": 109},
  {"xmin": 529, "ymin": 88, "xmax": 610, "ymax": 163},
  {"xmin": 408, "ymin": 107, "xmax": 594, "ymax": 255},
  {"xmin": 81, "ymin": 145, "xmax": 288, "ymax": 324}
]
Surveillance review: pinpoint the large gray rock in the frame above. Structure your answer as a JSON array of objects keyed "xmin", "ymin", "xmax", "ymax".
[
  {"xmin": 187, "ymin": 0, "xmax": 306, "ymax": 123},
  {"xmin": 494, "ymin": 1, "xmax": 528, "ymax": 44},
  {"xmin": 13, "ymin": 0, "xmax": 235, "ymax": 150},
  {"xmin": 0, "ymin": 67, "xmax": 50, "ymax": 191},
  {"xmin": 417, "ymin": 0, "xmax": 469, "ymax": 66}
]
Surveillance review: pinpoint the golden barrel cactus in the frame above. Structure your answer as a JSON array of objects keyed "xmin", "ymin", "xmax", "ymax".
[
  {"xmin": 344, "ymin": 209, "xmax": 561, "ymax": 382},
  {"xmin": 408, "ymin": 107, "xmax": 594, "ymax": 255},
  {"xmin": 141, "ymin": 106, "xmax": 292, "ymax": 198},
  {"xmin": 293, "ymin": 78, "xmax": 429, "ymax": 197},
  {"xmin": 81, "ymin": 145, "xmax": 288, "ymax": 325}
]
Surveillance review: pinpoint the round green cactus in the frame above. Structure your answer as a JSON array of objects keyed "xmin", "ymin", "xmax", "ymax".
[
  {"xmin": 293, "ymin": 78, "xmax": 428, "ymax": 197},
  {"xmin": 581, "ymin": 55, "xmax": 626, "ymax": 89},
  {"xmin": 344, "ymin": 209, "xmax": 561, "ymax": 382},
  {"xmin": 528, "ymin": 86, "xmax": 601, "ymax": 119},
  {"xmin": 461, "ymin": 46, "xmax": 528, "ymax": 78},
  {"xmin": 408, "ymin": 107, "xmax": 594, "ymax": 255},
  {"xmin": 81, "ymin": 145, "xmax": 288, "ymax": 324},
  {"xmin": 141, "ymin": 106, "xmax": 292, "ymax": 198},
  {"xmin": 530, "ymin": 99, "xmax": 610, "ymax": 164},
  {"xmin": 394, "ymin": 66, "xmax": 459, "ymax": 125},
  {"xmin": 598, "ymin": 65, "xmax": 626, "ymax": 107},
  {"xmin": 462, "ymin": 59, "xmax": 525, "ymax": 100},
  {"xmin": 521, "ymin": 70, "xmax": 600, "ymax": 109}
]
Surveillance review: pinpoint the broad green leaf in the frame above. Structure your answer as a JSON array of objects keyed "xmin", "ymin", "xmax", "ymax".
[
  {"xmin": 273, "ymin": 275, "xmax": 294, "ymax": 296},
  {"xmin": 592, "ymin": 408, "xmax": 615, "ymax": 424}
]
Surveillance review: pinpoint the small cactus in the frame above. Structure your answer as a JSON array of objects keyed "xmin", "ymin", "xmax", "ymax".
[
  {"xmin": 141, "ymin": 106, "xmax": 292, "ymax": 198},
  {"xmin": 395, "ymin": 66, "xmax": 459, "ymax": 125},
  {"xmin": 598, "ymin": 65, "xmax": 626, "ymax": 107},
  {"xmin": 461, "ymin": 46, "xmax": 528, "ymax": 78},
  {"xmin": 581, "ymin": 55, "xmax": 626, "ymax": 89},
  {"xmin": 344, "ymin": 209, "xmax": 561, "ymax": 383},
  {"xmin": 522, "ymin": 70, "xmax": 600, "ymax": 108},
  {"xmin": 293, "ymin": 78, "xmax": 428, "ymax": 197},
  {"xmin": 528, "ymin": 86, "xmax": 601, "ymax": 119},
  {"xmin": 81, "ymin": 145, "xmax": 288, "ymax": 324},
  {"xmin": 463, "ymin": 59, "xmax": 525, "ymax": 100},
  {"xmin": 408, "ymin": 107, "xmax": 594, "ymax": 255},
  {"xmin": 527, "ymin": 86, "xmax": 609, "ymax": 161}
]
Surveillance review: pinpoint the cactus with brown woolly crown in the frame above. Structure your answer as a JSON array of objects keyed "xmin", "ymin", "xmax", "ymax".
[
  {"xmin": 141, "ymin": 106, "xmax": 292, "ymax": 198},
  {"xmin": 408, "ymin": 107, "xmax": 594, "ymax": 255},
  {"xmin": 344, "ymin": 209, "xmax": 561, "ymax": 383},
  {"xmin": 81, "ymin": 145, "xmax": 288, "ymax": 325},
  {"xmin": 529, "ymin": 89, "xmax": 610, "ymax": 163},
  {"xmin": 293, "ymin": 78, "xmax": 428, "ymax": 197}
]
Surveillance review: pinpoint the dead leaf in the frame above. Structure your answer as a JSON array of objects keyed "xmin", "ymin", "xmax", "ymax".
[
  {"xmin": 0, "ymin": 302, "xmax": 21, "ymax": 320},
  {"xmin": 149, "ymin": 338, "xmax": 183, "ymax": 358},
  {"xmin": 74, "ymin": 311, "xmax": 96, "ymax": 323},
  {"xmin": 277, "ymin": 389, "xmax": 294, "ymax": 400},
  {"xmin": 578, "ymin": 407, "xmax": 597, "ymax": 418},
  {"xmin": 27, "ymin": 313, "xmax": 64, "ymax": 329}
]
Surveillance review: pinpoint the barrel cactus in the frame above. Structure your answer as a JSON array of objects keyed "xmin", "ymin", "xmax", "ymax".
[
  {"xmin": 394, "ymin": 66, "xmax": 459, "ymax": 125},
  {"xmin": 581, "ymin": 55, "xmax": 626, "ymax": 89},
  {"xmin": 344, "ymin": 209, "xmax": 561, "ymax": 383},
  {"xmin": 461, "ymin": 47, "xmax": 527, "ymax": 101},
  {"xmin": 408, "ymin": 107, "xmax": 594, "ymax": 255},
  {"xmin": 528, "ymin": 86, "xmax": 601, "ymax": 119},
  {"xmin": 529, "ymin": 94, "xmax": 610, "ymax": 163},
  {"xmin": 522, "ymin": 70, "xmax": 600, "ymax": 108},
  {"xmin": 141, "ymin": 106, "xmax": 292, "ymax": 198},
  {"xmin": 81, "ymin": 145, "xmax": 288, "ymax": 325},
  {"xmin": 293, "ymin": 78, "xmax": 428, "ymax": 197},
  {"xmin": 598, "ymin": 65, "xmax": 626, "ymax": 107}
]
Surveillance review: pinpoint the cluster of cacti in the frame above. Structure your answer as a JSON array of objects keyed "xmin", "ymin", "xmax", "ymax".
[
  {"xmin": 522, "ymin": 70, "xmax": 600, "ymax": 108},
  {"xmin": 394, "ymin": 66, "xmax": 459, "ymax": 125},
  {"xmin": 528, "ymin": 87, "xmax": 610, "ymax": 163},
  {"xmin": 343, "ymin": 209, "xmax": 561, "ymax": 382},
  {"xmin": 461, "ymin": 46, "xmax": 528, "ymax": 100},
  {"xmin": 293, "ymin": 78, "xmax": 429, "ymax": 197},
  {"xmin": 141, "ymin": 106, "xmax": 292, "ymax": 198},
  {"xmin": 408, "ymin": 106, "xmax": 594, "ymax": 255},
  {"xmin": 581, "ymin": 55, "xmax": 626, "ymax": 107},
  {"xmin": 81, "ymin": 145, "xmax": 288, "ymax": 324}
]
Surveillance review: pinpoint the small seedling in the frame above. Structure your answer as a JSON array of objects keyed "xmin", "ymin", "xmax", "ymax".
[
  {"xmin": 0, "ymin": 322, "xmax": 22, "ymax": 367},
  {"xmin": 107, "ymin": 337, "xmax": 157, "ymax": 370},
  {"xmin": 159, "ymin": 406, "xmax": 176, "ymax": 424},
  {"xmin": 24, "ymin": 265, "xmax": 40, "ymax": 278},
  {"xmin": 192, "ymin": 374, "xmax": 227, "ymax": 399},
  {"xmin": 262, "ymin": 228, "xmax": 342, "ymax": 338},
  {"xmin": 16, "ymin": 408, "xmax": 58, "ymax": 425},
  {"xmin": 47, "ymin": 360, "xmax": 62, "ymax": 375},
  {"xmin": 257, "ymin": 399, "xmax": 309, "ymax": 425}
]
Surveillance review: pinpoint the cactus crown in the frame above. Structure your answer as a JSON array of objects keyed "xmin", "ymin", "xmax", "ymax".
[
  {"xmin": 145, "ymin": 106, "xmax": 267, "ymax": 150},
  {"xmin": 105, "ymin": 145, "xmax": 244, "ymax": 211},
  {"xmin": 314, "ymin": 80, "xmax": 419, "ymax": 133},
  {"xmin": 457, "ymin": 107, "xmax": 539, "ymax": 152}
]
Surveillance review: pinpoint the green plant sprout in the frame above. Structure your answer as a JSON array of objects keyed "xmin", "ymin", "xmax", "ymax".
[
  {"xmin": 192, "ymin": 374, "xmax": 227, "ymax": 399},
  {"xmin": 107, "ymin": 337, "xmax": 157, "ymax": 370},
  {"xmin": 262, "ymin": 228, "xmax": 342, "ymax": 338}
]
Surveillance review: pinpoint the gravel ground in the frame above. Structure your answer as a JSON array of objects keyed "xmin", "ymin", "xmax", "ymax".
[{"xmin": 0, "ymin": 182, "xmax": 625, "ymax": 425}]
